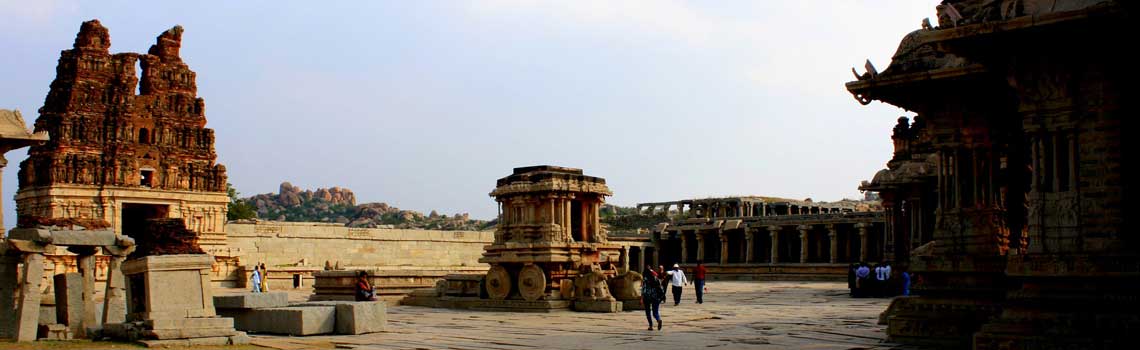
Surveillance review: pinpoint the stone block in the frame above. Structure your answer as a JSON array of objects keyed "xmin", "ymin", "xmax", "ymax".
[
  {"xmin": 6, "ymin": 229, "xmax": 117, "ymax": 246},
  {"xmin": 140, "ymin": 336, "xmax": 231, "ymax": 348},
  {"xmin": 39, "ymin": 303, "xmax": 56, "ymax": 326},
  {"xmin": 573, "ymin": 300, "xmax": 622, "ymax": 313},
  {"xmin": 123, "ymin": 254, "xmax": 215, "ymax": 321},
  {"xmin": 15, "ymin": 253, "xmax": 45, "ymax": 342},
  {"xmin": 213, "ymin": 292, "xmax": 289, "ymax": 309},
  {"xmin": 37, "ymin": 323, "xmax": 71, "ymax": 340},
  {"xmin": 229, "ymin": 331, "xmax": 251, "ymax": 345},
  {"xmin": 334, "ymin": 301, "xmax": 387, "ymax": 335},
  {"xmin": 101, "ymin": 322, "xmax": 140, "ymax": 340},
  {"xmin": 235, "ymin": 306, "xmax": 335, "ymax": 336},
  {"xmin": 54, "ymin": 273, "xmax": 83, "ymax": 334},
  {"xmin": 54, "ymin": 230, "xmax": 119, "ymax": 246},
  {"xmin": 6, "ymin": 228, "xmax": 51, "ymax": 243},
  {"xmin": 621, "ymin": 299, "xmax": 644, "ymax": 311},
  {"xmin": 145, "ymin": 317, "xmax": 234, "ymax": 330},
  {"xmin": 145, "ymin": 327, "xmax": 236, "ymax": 340}
]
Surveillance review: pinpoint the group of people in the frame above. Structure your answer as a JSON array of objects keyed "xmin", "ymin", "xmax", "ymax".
[
  {"xmin": 249, "ymin": 263, "xmax": 270, "ymax": 293},
  {"xmin": 640, "ymin": 261, "xmax": 708, "ymax": 331},
  {"xmin": 849, "ymin": 261, "xmax": 909, "ymax": 297}
]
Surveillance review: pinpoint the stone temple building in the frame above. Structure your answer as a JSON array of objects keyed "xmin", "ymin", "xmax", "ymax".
[
  {"xmin": 627, "ymin": 197, "xmax": 884, "ymax": 280},
  {"xmin": 848, "ymin": 1, "xmax": 1136, "ymax": 348},
  {"xmin": 15, "ymin": 20, "xmax": 228, "ymax": 248}
]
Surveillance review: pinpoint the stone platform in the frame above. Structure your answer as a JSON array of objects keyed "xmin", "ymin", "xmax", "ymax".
[
  {"xmin": 401, "ymin": 293, "xmax": 572, "ymax": 313},
  {"xmin": 214, "ymin": 292, "xmax": 386, "ymax": 336},
  {"xmin": 246, "ymin": 281, "xmax": 901, "ymax": 350},
  {"xmin": 311, "ymin": 268, "xmax": 485, "ymax": 301},
  {"xmin": 573, "ymin": 300, "xmax": 622, "ymax": 313}
]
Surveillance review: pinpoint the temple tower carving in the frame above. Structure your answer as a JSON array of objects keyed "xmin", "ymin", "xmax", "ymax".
[{"xmin": 15, "ymin": 20, "xmax": 229, "ymax": 249}]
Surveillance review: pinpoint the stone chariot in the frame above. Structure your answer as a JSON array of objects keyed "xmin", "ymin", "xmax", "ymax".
[{"xmin": 479, "ymin": 166, "xmax": 623, "ymax": 302}]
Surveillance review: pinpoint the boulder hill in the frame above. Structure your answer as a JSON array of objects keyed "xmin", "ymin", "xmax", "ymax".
[{"xmin": 242, "ymin": 182, "xmax": 491, "ymax": 231}]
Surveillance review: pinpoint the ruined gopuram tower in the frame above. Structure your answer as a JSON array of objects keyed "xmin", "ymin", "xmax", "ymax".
[{"xmin": 16, "ymin": 20, "xmax": 228, "ymax": 248}]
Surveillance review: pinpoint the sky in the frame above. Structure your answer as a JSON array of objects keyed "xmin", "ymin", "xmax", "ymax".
[{"xmin": 0, "ymin": 0, "xmax": 937, "ymax": 225}]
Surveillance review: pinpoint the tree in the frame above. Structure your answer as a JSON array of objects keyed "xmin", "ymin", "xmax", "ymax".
[{"xmin": 226, "ymin": 182, "xmax": 257, "ymax": 221}]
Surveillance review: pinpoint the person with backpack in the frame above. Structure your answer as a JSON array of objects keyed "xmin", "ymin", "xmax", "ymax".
[{"xmin": 641, "ymin": 265, "xmax": 664, "ymax": 330}]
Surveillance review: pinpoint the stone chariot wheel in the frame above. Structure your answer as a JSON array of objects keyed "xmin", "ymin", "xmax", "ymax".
[
  {"xmin": 517, "ymin": 264, "xmax": 546, "ymax": 301},
  {"xmin": 485, "ymin": 265, "xmax": 511, "ymax": 300}
]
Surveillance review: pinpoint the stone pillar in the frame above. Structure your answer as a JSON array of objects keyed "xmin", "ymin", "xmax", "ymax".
[
  {"xmin": 15, "ymin": 253, "xmax": 45, "ymax": 342},
  {"xmin": 71, "ymin": 246, "xmax": 98, "ymax": 336},
  {"xmin": 680, "ymin": 232, "xmax": 688, "ymax": 263},
  {"xmin": 564, "ymin": 199, "xmax": 571, "ymax": 241},
  {"xmin": 856, "ymin": 223, "xmax": 869, "ymax": 262},
  {"xmin": 0, "ymin": 255, "xmax": 20, "ymax": 339},
  {"xmin": 745, "ymin": 230, "xmax": 755, "ymax": 263},
  {"xmin": 579, "ymin": 201, "xmax": 588, "ymax": 242},
  {"xmin": 620, "ymin": 246, "xmax": 629, "ymax": 273},
  {"xmin": 768, "ymin": 226, "xmax": 780, "ymax": 264},
  {"xmin": 828, "ymin": 225, "xmax": 838, "ymax": 263},
  {"xmin": 636, "ymin": 247, "xmax": 646, "ymax": 272},
  {"xmin": 798, "ymin": 225, "xmax": 810, "ymax": 263},
  {"xmin": 695, "ymin": 233, "xmax": 705, "ymax": 263},
  {"xmin": 718, "ymin": 230, "xmax": 728, "ymax": 265},
  {"xmin": 597, "ymin": 201, "xmax": 606, "ymax": 242},
  {"xmin": 101, "ymin": 254, "xmax": 129, "ymax": 324}
]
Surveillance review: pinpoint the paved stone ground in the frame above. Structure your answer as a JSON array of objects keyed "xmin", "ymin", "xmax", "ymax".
[{"xmin": 244, "ymin": 281, "xmax": 911, "ymax": 350}]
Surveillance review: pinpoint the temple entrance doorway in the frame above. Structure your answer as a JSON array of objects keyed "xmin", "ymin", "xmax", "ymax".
[{"xmin": 121, "ymin": 203, "xmax": 169, "ymax": 237}]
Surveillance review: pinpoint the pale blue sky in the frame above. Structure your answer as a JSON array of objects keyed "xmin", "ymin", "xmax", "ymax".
[{"xmin": 1, "ymin": 1, "xmax": 936, "ymax": 224}]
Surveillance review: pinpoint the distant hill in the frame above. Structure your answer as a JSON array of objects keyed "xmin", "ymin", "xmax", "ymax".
[{"xmin": 242, "ymin": 182, "xmax": 493, "ymax": 231}]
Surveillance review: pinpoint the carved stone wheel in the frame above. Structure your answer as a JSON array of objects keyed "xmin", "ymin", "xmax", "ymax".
[
  {"xmin": 485, "ymin": 265, "xmax": 511, "ymax": 300},
  {"xmin": 518, "ymin": 265, "xmax": 546, "ymax": 301}
]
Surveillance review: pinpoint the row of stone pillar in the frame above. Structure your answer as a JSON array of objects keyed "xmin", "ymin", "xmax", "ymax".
[
  {"xmin": 1, "ymin": 235, "xmax": 134, "ymax": 342},
  {"xmin": 676, "ymin": 222, "xmax": 872, "ymax": 264}
]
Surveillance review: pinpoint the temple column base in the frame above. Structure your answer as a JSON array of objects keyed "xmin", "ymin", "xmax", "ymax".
[
  {"xmin": 883, "ymin": 254, "xmax": 1008, "ymax": 348},
  {"xmin": 972, "ymin": 254, "xmax": 1140, "ymax": 350}
]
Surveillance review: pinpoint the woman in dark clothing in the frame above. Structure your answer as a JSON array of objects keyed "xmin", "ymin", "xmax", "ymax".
[
  {"xmin": 848, "ymin": 263, "xmax": 858, "ymax": 297},
  {"xmin": 641, "ymin": 265, "xmax": 664, "ymax": 330},
  {"xmin": 355, "ymin": 271, "xmax": 376, "ymax": 301}
]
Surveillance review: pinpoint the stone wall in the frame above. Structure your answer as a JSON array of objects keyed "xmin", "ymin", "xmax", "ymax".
[
  {"xmin": 223, "ymin": 222, "xmax": 493, "ymax": 282},
  {"xmin": 26, "ymin": 222, "xmax": 494, "ymax": 290}
]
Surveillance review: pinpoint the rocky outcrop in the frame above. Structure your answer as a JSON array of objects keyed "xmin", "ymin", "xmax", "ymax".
[{"xmin": 243, "ymin": 182, "xmax": 490, "ymax": 231}]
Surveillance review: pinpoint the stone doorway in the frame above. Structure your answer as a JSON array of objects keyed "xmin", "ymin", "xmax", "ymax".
[
  {"xmin": 121, "ymin": 203, "xmax": 169, "ymax": 237},
  {"xmin": 570, "ymin": 200, "xmax": 583, "ymax": 241}
]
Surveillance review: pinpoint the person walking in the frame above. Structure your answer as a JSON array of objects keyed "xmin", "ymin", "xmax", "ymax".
[
  {"xmin": 641, "ymin": 266, "xmax": 664, "ymax": 330},
  {"xmin": 693, "ymin": 261, "xmax": 708, "ymax": 304},
  {"xmin": 667, "ymin": 263, "xmax": 688, "ymax": 306},
  {"xmin": 259, "ymin": 263, "xmax": 270, "ymax": 292},
  {"xmin": 249, "ymin": 265, "xmax": 262, "ymax": 293}
]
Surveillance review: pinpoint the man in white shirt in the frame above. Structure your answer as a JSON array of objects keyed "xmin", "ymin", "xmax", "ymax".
[{"xmin": 666, "ymin": 263, "xmax": 689, "ymax": 306}]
